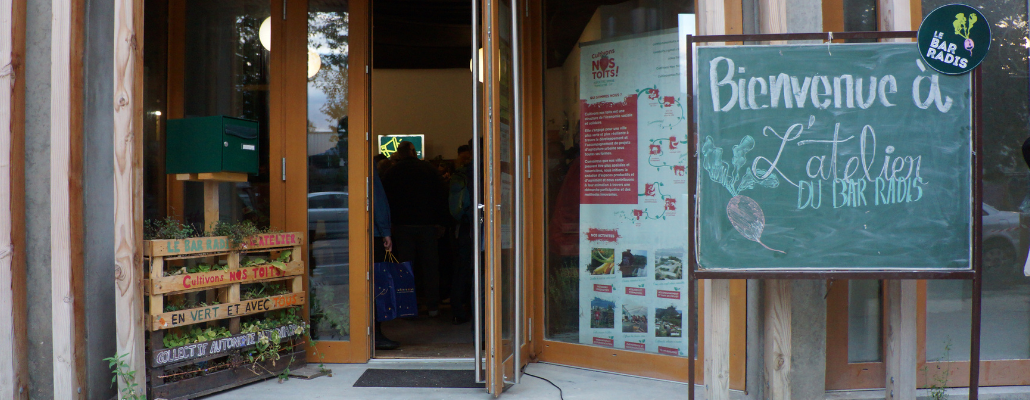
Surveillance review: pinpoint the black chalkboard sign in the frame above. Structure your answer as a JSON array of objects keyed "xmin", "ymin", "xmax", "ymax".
[{"xmin": 694, "ymin": 43, "xmax": 972, "ymax": 271}]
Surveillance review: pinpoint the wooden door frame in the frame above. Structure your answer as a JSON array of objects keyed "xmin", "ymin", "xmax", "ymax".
[
  {"xmin": 288, "ymin": 0, "xmax": 373, "ymax": 364},
  {"xmin": 163, "ymin": 0, "xmax": 373, "ymax": 363}
]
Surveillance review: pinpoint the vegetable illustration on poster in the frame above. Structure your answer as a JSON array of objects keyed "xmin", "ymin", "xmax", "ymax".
[
  {"xmin": 577, "ymin": 30, "xmax": 691, "ymax": 356},
  {"xmin": 694, "ymin": 43, "xmax": 973, "ymax": 272}
]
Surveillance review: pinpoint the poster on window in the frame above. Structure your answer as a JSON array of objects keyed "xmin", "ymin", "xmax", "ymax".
[{"xmin": 577, "ymin": 30, "xmax": 690, "ymax": 356}]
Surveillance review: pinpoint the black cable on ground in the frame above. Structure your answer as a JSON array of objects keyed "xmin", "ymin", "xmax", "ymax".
[{"xmin": 520, "ymin": 364, "xmax": 565, "ymax": 400}]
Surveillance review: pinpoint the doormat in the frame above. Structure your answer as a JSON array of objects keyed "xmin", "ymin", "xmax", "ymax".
[{"xmin": 352, "ymin": 369, "xmax": 480, "ymax": 388}]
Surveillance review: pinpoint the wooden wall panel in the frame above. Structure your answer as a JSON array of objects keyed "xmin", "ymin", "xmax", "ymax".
[
  {"xmin": 113, "ymin": 0, "xmax": 146, "ymax": 395},
  {"xmin": 0, "ymin": 0, "xmax": 28, "ymax": 397}
]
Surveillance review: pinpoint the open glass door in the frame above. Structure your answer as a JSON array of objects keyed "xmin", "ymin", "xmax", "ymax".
[{"xmin": 482, "ymin": 0, "xmax": 524, "ymax": 394}]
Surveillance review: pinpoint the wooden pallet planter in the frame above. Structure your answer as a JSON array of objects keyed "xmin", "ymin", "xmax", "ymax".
[
  {"xmin": 149, "ymin": 346, "xmax": 306, "ymax": 400},
  {"xmin": 144, "ymin": 232, "xmax": 307, "ymax": 399}
]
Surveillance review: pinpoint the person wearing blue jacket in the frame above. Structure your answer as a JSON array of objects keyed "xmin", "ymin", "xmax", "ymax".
[{"xmin": 373, "ymin": 168, "xmax": 400, "ymax": 350}]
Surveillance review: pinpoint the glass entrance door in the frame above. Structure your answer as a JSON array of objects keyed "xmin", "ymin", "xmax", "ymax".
[
  {"xmin": 282, "ymin": 0, "xmax": 372, "ymax": 363},
  {"xmin": 482, "ymin": 0, "xmax": 524, "ymax": 393}
]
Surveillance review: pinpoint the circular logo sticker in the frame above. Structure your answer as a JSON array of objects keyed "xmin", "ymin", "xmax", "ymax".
[{"xmin": 918, "ymin": 4, "xmax": 991, "ymax": 75}]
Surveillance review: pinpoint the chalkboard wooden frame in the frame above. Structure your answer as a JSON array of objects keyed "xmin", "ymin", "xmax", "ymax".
[{"xmin": 683, "ymin": 31, "xmax": 985, "ymax": 400}]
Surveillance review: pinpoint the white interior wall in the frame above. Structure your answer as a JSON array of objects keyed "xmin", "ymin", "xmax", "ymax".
[{"xmin": 372, "ymin": 68, "xmax": 474, "ymax": 160}]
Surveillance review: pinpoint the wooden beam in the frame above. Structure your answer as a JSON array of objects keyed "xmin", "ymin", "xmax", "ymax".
[
  {"xmin": 696, "ymin": 1, "xmax": 732, "ymax": 398},
  {"xmin": 764, "ymin": 279, "xmax": 792, "ymax": 399},
  {"xmin": 113, "ymin": 0, "xmax": 146, "ymax": 396},
  {"xmin": 704, "ymin": 279, "xmax": 731, "ymax": 400},
  {"xmin": 885, "ymin": 280, "xmax": 917, "ymax": 399},
  {"xmin": 759, "ymin": 0, "xmax": 788, "ymax": 36},
  {"xmin": 51, "ymin": 0, "xmax": 86, "ymax": 396},
  {"xmin": 1, "ymin": 0, "xmax": 28, "ymax": 397}
]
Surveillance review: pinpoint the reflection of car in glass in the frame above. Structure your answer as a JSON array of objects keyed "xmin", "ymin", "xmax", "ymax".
[
  {"xmin": 309, "ymin": 192, "xmax": 349, "ymax": 283},
  {"xmin": 308, "ymin": 192, "xmax": 348, "ymax": 239},
  {"xmin": 983, "ymin": 203, "xmax": 1022, "ymax": 276}
]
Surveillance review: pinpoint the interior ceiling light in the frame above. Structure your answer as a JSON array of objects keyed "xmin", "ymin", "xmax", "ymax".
[
  {"xmin": 308, "ymin": 49, "xmax": 322, "ymax": 78},
  {"xmin": 259, "ymin": 17, "xmax": 272, "ymax": 51},
  {"xmin": 469, "ymin": 48, "xmax": 484, "ymax": 83}
]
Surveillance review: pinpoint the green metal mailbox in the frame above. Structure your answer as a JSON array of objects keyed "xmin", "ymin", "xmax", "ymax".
[{"xmin": 166, "ymin": 116, "xmax": 260, "ymax": 175}]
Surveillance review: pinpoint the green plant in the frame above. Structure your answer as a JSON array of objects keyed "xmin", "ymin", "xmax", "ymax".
[
  {"xmin": 310, "ymin": 284, "xmax": 349, "ymax": 338},
  {"xmin": 144, "ymin": 217, "xmax": 198, "ymax": 240},
  {"xmin": 921, "ymin": 338, "xmax": 952, "ymax": 400},
  {"xmin": 243, "ymin": 250, "xmax": 292, "ymax": 270},
  {"xmin": 104, "ymin": 353, "xmax": 145, "ymax": 400},
  {"xmin": 208, "ymin": 220, "xmax": 271, "ymax": 248}
]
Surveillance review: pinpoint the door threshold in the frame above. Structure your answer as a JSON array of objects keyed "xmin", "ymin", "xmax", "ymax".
[{"xmin": 369, "ymin": 357, "xmax": 475, "ymax": 364}]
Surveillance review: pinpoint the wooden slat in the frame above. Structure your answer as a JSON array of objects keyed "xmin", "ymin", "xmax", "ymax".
[
  {"xmin": 885, "ymin": 280, "xmax": 917, "ymax": 399},
  {"xmin": 145, "ymin": 232, "xmax": 304, "ymax": 257},
  {"xmin": 114, "ymin": 0, "xmax": 146, "ymax": 396},
  {"xmin": 51, "ymin": 0, "xmax": 86, "ymax": 396},
  {"xmin": 765, "ymin": 279, "xmax": 792, "ymax": 399},
  {"xmin": 150, "ymin": 323, "xmax": 303, "ymax": 368},
  {"xmin": 148, "ymin": 260, "xmax": 304, "ymax": 295},
  {"xmin": 149, "ymin": 292, "xmax": 306, "ymax": 330},
  {"xmin": 704, "ymin": 279, "xmax": 730, "ymax": 400},
  {"xmin": 0, "ymin": 0, "xmax": 28, "ymax": 396}
]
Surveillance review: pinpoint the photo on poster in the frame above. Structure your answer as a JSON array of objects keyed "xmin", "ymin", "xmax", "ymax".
[
  {"xmin": 590, "ymin": 296, "xmax": 616, "ymax": 329},
  {"xmin": 622, "ymin": 301, "xmax": 649, "ymax": 333},
  {"xmin": 618, "ymin": 249, "xmax": 648, "ymax": 278},
  {"xmin": 587, "ymin": 247, "xmax": 616, "ymax": 275},
  {"xmin": 655, "ymin": 304, "xmax": 683, "ymax": 338},
  {"xmin": 655, "ymin": 248, "xmax": 684, "ymax": 281}
]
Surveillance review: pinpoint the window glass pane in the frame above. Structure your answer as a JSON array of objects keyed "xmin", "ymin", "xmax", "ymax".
[
  {"xmin": 842, "ymin": 0, "xmax": 877, "ymax": 32},
  {"xmin": 181, "ymin": 0, "xmax": 272, "ymax": 230},
  {"xmin": 848, "ymin": 280, "xmax": 882, "ymax": 363},
  {"xmin": 544, "ymin": 0, "xmax": 695, "ymax": 356},
  {"xmin": 924, "ymin": 0, "xmax": 1030, "ymax": 362},
  {"xmin": 143, "ymin": 0, "xmax": 169, "ymax": 221},
  {"xmin": 307, "ymin": 0, "xmax": 351, "ymax": 341}
]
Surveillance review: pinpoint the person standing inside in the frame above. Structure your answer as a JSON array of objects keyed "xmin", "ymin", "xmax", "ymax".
[
  {"xmin": 448, "ymin": 144, "xmax": 474, "ymax": 324},
  {"xmin": 382, "ymin": 141, "xmax": 450, "ymax": 316},
  {"xmin": 372, "ymin": 167, "xmax": 399, "ymax": 350}
]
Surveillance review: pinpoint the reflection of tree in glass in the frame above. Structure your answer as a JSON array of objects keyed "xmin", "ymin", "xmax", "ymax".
[
  {"xmin": 233, "ymin": 15, "xmax": 268, "ymax": 123},
  {"xmin": 308, "ymin": 11, "xmax": 351, "ymax": 129},
  {"xmin": 927, "ymin": 0, "xmax": 1029, "ymax": 195}
]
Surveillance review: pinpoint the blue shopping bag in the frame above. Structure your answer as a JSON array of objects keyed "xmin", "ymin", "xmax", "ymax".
[{"xmin": 374, "ymin": 252, "xmax": 418, "ymax": 322}]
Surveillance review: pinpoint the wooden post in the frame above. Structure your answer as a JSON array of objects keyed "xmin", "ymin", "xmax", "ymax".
[
  {"xmin": 0, "ymin": 0, "xmax": 28, "ymax": 397},
  {"xmin": 885, "ymin": 280, "xmax": 917, "ymax": 400},
  {"xmin": 878, "ymin": 0, "xmax": 912, "ymax": 38},
  {"xmin": 52, "ymin": 0, "xmax": 87, "ymax": 396},
  {"xmin": 696, "ymin": 1, "xmax": 732, "ymax": 398},
  {"xmin": 878, "ymin": 4, "xmax": 917, "ymax": 399},
  {"xmin": 764, "ymin": 279, "xmax": 792, "ymax": 398},
  {"xmin": 113, "ymin": 0, "xmax": 146, "ymax": 395},
  {"xmin": 204, "ymin": 181, "xmax": 219, "ymax": 232},
  {"xmin": 704, "ymin": 279, "xmax": 731, "ymax": 400}
]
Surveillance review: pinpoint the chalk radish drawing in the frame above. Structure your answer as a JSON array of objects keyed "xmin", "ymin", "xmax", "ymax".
[
  {"xmin": 727, "ymin": 195, "xmax": 784, "ymax": 254},
  {"xmin": 702, "ymin": 135, "xmax": 783, "ymax": 253}
]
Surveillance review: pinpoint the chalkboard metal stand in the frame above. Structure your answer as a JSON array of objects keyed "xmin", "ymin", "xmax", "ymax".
[{"xmin": 684, "ymin": 31, "xmax": 984, "ymax": 400}]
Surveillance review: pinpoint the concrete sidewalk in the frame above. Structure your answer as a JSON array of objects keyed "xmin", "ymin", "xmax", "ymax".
[{"xmin": 201, "ymin": 360, "xmax": 694, "ymax": 400}]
